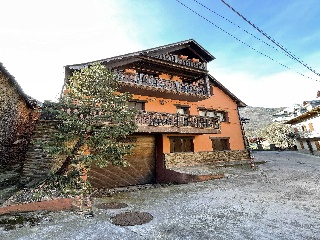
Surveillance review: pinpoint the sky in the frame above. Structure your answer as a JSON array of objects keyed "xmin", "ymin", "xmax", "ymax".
[{"xmin": 1, "ymin": 0, "xmax": 320, "ymax": 108}]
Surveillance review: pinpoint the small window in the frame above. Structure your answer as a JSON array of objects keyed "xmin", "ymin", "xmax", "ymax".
[
  {"xmin": 176, "ymin": 105, "xmax": 189, "ymax": 115},
  {"xmin": 199, "ymin": 110, "xmax": 206, "ymax": 117},
  {"xmin": 198, "ymin": 108, "xmax": 215, "ymax": 117},
  {"xmin": 129, "ymin": 101, "xmax": 145, "ymax": 111},
  {"xmin": 206, "ymin": 111, "xmax": 215, "ymax": 117},
  {"xmin": 216, "ymin": 111, "xmax": 228, "ymax": 122},
  {"xmin": 211, "ymin": 138, "xmax": 230, "ymax": 150},
  {"xmin": 169, "ymin": 137, "xmax": 194, "ymax": 153}
]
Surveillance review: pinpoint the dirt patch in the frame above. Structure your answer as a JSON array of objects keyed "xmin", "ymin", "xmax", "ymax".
[{"xmin": 111, "ymin": 211, "xmax": 153, "ymax": 226}]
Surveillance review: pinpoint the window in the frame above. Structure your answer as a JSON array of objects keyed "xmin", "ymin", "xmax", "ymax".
[
  {"xmin": 199, "ymin": 109, "xmax": 206, "ymax": 117},
  {"xmin": 169, "ymin": 137, "xmax": 194, "ymax": 153},
  {"xmin": 176, "ymin": 105, "xmax": 189, "ymax": 115},
  {"xmin": 198, "ymin": 108, "xmax": 216, "ymax": 117},
  {"xmin": 211, "ymin": 137, "xmax": 230, "ymax": 150},
  {"xmin": 128, "ymin": 101, "xmax": 145, "ymax": 111},
  {"xmin": 216, "ymin": 111, "xmax": 228, "ymax": 122}
]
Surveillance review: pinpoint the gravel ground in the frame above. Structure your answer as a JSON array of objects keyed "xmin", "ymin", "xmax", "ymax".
[{"xmin": 1, "ymin": 151, "xmax": 320, "ymax": 239}]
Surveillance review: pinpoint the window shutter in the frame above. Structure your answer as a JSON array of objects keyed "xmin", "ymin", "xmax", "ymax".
[{"xmin": 308, "ymin": 123, "xmax": 314, "ymax": 131}]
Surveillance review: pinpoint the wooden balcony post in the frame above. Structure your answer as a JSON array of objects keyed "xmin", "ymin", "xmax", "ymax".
[{"xmin": 204, "ymin": 74, "xmax": 211, "ymax": 97}]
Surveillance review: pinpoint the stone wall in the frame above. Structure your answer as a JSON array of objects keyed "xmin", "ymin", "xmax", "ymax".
[
  {"xmin": 20, "ymin": 118, "xmax": 250, "ymax": 188},
  {"xmin": 0, "ymin": 71, "xmax": 39, "ymax": 167},
  {"xmin": 22, "ymin": 123, "xmax": 157, "ymax": 189},
  {"xmin": 164, "ymin": 150, "xmax": 250, "ymax": 168},
  {"xmin": 20, "ymin": 120, "xmax": 61, "ymax": 187}
]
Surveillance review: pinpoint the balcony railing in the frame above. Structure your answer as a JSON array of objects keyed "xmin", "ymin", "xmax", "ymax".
[
  {"xmin": 135, "ymin": 111, "xmax": 220, "ymax": 129},
  {"xmin": 294, "ymin": 130, "xmax": 318, "ymax": 139},
  {"xmin": 152, "ymin": 53, "xmax": 207, "ymax": 70},
  {"xmin": 113, "ymin": 69, "xmax": 209, "ymax": 97},
  {"xmin": 40, "ymin": 104, "xmax": 220, "ymax": 132}
]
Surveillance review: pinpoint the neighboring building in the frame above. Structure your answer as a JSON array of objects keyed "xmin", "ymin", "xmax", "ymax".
[
  {"xmin": 302, "ymin": 100, "xmax": 320, "ymax": 112},
  {"xmin": 286, "ymin": 105, "xmax": 320, "ymax": 156},
  {"xmin": 62, "ymin": 39, "xmax": 248, "ymax": 188},
  {"xmin": 0, "ymin": 63, "xmax": 39, "ymax": 167},
  {"xmin": 273, "ymin": 104, "xmax": 301, "ymax": 122},
  {"xmin": 273, "ymin": 100, "xmax": 320, "ymax": 123}
]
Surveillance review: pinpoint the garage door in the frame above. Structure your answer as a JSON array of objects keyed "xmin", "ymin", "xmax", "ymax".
[{"xmin": 88, "ymin": 135, "xmax": 156, "ymax": 189}]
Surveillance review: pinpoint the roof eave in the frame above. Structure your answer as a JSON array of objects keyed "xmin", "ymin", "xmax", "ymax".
[{"xmin": 65, "ymin": 39, "xmax": 216, "ymax": 70}]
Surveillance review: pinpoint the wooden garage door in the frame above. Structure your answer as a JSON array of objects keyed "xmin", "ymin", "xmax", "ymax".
[{"xmin": 88, "ymin": 135, "xmax": 156, "ymax": 189}]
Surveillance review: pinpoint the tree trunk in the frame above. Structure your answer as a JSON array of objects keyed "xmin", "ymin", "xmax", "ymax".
[{"xmin": 55, "ymin": 138, "xmax": 84, "ymax": 175}]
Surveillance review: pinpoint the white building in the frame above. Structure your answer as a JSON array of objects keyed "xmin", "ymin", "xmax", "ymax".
[{"xmin": 286, "ymin": 105, "xmax": 320, "ymax": 156}]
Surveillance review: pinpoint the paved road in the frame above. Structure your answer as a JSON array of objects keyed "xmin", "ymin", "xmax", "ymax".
[{"xmin": 2, "ymin": 151, "xmax": 320, "ymax": 239}]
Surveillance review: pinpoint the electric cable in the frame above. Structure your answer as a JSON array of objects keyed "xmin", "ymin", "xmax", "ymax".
[
  {"xmin": 220, "ymin": 0, "xmax": 320, "ymax": 78},
  {"xmin": 174, "ymin": 0, "xmax": 319, "ymax": 82},
  {"xmin": 192, "ymin": 0, "xmax": 292, "ymax": 59}
]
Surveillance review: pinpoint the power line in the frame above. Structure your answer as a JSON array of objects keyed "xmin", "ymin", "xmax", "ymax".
[
  {"xmin": 220, "ymin": 0, "xmax": 320, "ymax": 78},
  {"xmin": 192, "ymin": 0, "xmax": 292, "ymax": 59},
  {"xmin": 174, "ymin": 0, "xmax": 319, "ymax": 82}
]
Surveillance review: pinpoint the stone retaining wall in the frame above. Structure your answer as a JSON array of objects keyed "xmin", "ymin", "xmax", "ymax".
[
  {"xmin": 164, "ymin": 150, "xmax": 250, "ymax": 168},
  {"xmin": 20, "ymin": 120, "xmax": 61, "ymax": 187}
]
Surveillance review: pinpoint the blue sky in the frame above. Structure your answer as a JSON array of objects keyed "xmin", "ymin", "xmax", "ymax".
[{"xmin": 1, "ymin": 0, "xmax": 320, "ymax": 107}]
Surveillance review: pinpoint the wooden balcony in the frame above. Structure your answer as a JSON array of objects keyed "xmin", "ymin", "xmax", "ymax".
[
  {"xmin": 112, "ymin": 69, "xmax": 211, "ymax": 101},
  {"xmin": 135, "ymin": 111, "xmax": 221, "ymax": 134},
  {"xmin": 152, "ymin": 53, "xmax": 207, "ymax": 70},
  {"xmin": 40, "ymin": 104, "xmax": 221, "ymax": 134}
]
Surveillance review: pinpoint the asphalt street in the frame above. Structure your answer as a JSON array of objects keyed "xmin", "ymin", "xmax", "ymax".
[{"xmin": 2, "ymin": 151, "xmax": 320, "ymax": 240}]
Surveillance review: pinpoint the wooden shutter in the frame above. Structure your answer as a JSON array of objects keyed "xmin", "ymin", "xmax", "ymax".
[{"xmin": 308, "ymin": 123, "xmax": 314, "ymax": 131}]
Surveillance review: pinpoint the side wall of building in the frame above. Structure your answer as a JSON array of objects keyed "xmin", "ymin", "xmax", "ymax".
[
  {"xmin": 130, "ymin": 83, "xmax": 245, "ymax": 154},
  {"xmin": 0, "ymin": 72, "xmax": 38, "ymax": 166},
  {"xmin": 291, "ymin": 115, "xmax": 320, "ymax": 156}
]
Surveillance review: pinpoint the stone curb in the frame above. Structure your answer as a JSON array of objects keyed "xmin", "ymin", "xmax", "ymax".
[{"xmin": 0, "ymin": 198, "xmax": 76, "ymax": 215}]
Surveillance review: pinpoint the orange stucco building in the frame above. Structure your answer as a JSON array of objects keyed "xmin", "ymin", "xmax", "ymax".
[{"xmin": 64, "ymin": 39, "xmax": 248, "ymax": 188}]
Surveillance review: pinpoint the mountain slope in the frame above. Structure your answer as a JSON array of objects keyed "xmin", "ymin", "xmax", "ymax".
[{"xmin": 239, "ymin": 106, "xmax": 285, "ymax": 137}]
